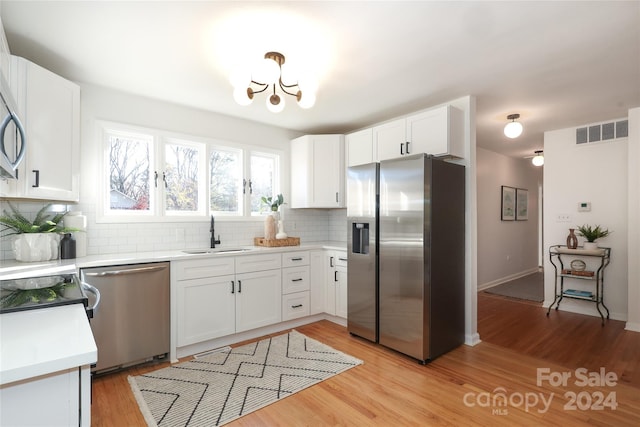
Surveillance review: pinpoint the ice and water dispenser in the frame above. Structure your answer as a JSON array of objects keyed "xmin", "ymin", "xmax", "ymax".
[{"xmin": 352, "ymin": 222, "xmax": 370, "ymax": 255}]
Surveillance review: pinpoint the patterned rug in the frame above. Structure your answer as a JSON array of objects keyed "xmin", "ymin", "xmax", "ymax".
[{"xmin": 129, "ymin": 330, "xmax": 363, "ymax": 426}]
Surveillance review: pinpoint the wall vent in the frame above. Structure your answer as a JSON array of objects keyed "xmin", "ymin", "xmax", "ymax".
[{"xmin": 576, "ymin": 119, "xmax": 628, "ymax": 145}]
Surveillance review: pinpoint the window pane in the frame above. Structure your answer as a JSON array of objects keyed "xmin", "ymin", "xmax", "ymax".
[
  {"xmin": 165, "ymin": 142, "xmax": 200, "ymax": 213},
  {"xmin": 210, "ymin": 147, "xmax": 242, "ymax": 215},
  {"xmin": 250, "ymin": 152, "xmax": 277, "ymax": 215},
  {"xmin": 108, "ymin": 133, "xmax": 152, "ymax": 211}
]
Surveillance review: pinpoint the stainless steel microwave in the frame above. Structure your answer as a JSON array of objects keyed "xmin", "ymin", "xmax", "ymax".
[{"xmin": 0, "ymin": 71, "xmax": 26, "ymax": 180}]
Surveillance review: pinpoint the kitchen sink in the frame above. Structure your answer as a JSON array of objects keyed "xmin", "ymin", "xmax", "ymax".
[{"xmin": 182, "ymin": 248, "xmax": 255, "ymax": 255}]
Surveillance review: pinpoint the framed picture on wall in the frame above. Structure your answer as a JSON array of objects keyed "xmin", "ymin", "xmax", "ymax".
[
  {"xmin": 516, "ymin": 188, "xmax": 529, "ymax": 220},
  {"xmin": 501, "ymin": 186, "xmax": 516, "ymax": 221}
]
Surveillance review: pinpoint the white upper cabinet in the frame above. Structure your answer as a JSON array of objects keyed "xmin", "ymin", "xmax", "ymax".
[
  {"xmin": 291, "ymin": 134, "xmax": 345, "ymax": 208},
  {"xmin": 0, "ymin": 18, "xmax": 10, "ymax": 86},
  {"xmin": 346, "ymin": 128, "xmax": 374, "ymax": 167},
  {"xmin": 373, "ymin": 118, "xmax": 407, "ymax": 162},
  {"xmin": 3, "ymin": 56, "xmax": 80, "ymax": 201},
  {"xmin": 372, "ymin": 105, "xmax": 465, "ymax": 162},
  {"xmin": 406, "ymin": 105, "xmax": 464, "ymax": 158}
]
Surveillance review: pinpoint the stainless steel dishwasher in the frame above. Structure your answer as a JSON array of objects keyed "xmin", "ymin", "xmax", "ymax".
[{"xmin": 81, "ymin": 262, "xmax": 170, "ymax": 374}]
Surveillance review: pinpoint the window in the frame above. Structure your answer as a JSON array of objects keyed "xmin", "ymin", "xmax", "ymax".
[
  {"xmin": 107, "ymin": 130, "xmax": 154, "ymax": 213},
  {"xmin": 210, "ymin": 146, "xmax": 243, "ymax": 216},
  {"xmin": 164, "ymin": 138, "xmax": 206, "ymax": 216},
  {"xmin": 99, "ymin": 121, "xmax": 282, "ymax": 222}
]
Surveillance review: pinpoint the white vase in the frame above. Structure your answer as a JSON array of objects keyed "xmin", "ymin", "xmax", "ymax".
[
  {"xmin": 12, "ymin": 233, "xmax": 60, "ymax": 262},
  {"xmin": 583, "ymin": 242, "xmax": 598, "ymax": 250}
]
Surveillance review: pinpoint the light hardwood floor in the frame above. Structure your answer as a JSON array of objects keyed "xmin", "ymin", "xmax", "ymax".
[{"xmin": 91, "ymin": 294, "xmax": 640, "ymax": 426}]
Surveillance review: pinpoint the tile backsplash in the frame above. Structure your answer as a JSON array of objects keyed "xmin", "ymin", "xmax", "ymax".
[{"xmin": 0, "ymin": 200, "xmax": 347, "ymax": 261}]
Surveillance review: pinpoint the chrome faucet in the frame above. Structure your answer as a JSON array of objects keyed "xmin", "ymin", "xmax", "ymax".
[{"xmin": 210, "ymin": 215, "xmax": 221, "ymax": 248}]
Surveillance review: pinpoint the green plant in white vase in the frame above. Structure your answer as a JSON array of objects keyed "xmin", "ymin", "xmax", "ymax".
[
  {"xmin": 0, "ymin": 202, "xmax": 79, "ymax": 262},
  {"xmin": 576, "ymin": 224, "xmax": 610, "ymax": 250}
]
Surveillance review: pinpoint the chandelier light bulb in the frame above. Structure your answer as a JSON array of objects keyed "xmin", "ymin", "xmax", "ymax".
[
  {"xmin": 504, "ymin": 113, "xmax": 523, "ymax": 138},
  {"xmin": 233, "ymin": 87, "xmax": 253, "ymax": 106},
  {"xmin": 532, "ymin": 151, "xmax": 544, "ymax": 166},
  {"xmin": 266, "ymin": 93, "xmax": 285, "ymax": 113},
  {"xmin": 297, "ymin": 91, "xmax": 316, "ymax": 109}
]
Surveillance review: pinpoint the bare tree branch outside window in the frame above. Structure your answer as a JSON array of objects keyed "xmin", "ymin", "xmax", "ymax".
[{"xmin": 109, "ymin": 136, "xmax": 151, "ymax": 210}]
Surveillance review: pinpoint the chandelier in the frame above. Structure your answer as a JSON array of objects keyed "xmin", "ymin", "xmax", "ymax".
[{"xmin": 231, "ymin": 52, "xmax": 317, "ymax": 113}]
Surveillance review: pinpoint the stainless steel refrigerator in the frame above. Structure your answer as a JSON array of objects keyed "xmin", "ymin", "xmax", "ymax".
[
  {"xmin": 348, "ymin": 154, "xmax": 465, "ymax": 363},
  {"xmin": 347, "ymin": 162, "xmax": 379, "ymax": 343}
]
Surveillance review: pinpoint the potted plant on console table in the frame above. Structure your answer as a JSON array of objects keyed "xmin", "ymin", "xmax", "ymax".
[
  {"xmin": 576, "ymin": 224, "xmax": 611, "ymax": 250},
  {"xmin": 0, "ymin": 202, "xmax": 78, "ymax": 262}
]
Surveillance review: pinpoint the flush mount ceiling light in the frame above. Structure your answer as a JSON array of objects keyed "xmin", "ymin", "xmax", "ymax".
[
  {"xmin": 504, "ymin": 113, "xmax": 524, "ymax": 138},
  {"xmin": 230, "ymin": 51, "xmax": 317, "ymax": 113},
  {"xmin": 532, "ymin": 150, "xmax": 544, "ymax": 166}
]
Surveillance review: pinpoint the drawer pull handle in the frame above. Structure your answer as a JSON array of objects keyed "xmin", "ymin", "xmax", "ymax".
[
  {"xmin": 338, "ymin": 257, "xmax": 348, "ymax": 262},
  {"xmin": 291, "ymin": 257, "xmax": 303, "ymax": 261},
  {"xmin": 292, "ymin": 278, "xmax": 303, "ymax": 282},
  {"xmin": 291, "ymin": 304, "xmax": 303, "ymax": 309}
]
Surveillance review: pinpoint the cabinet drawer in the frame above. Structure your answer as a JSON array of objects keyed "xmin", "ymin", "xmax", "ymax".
[
  {"xmin": 282, "ymin": 291, "xmax": 310, "ymax": 321},
  {"xmin": 282, "ymin": 266, "xmax": 310, "ymax": 294},
  {"xmin": 282, "ymin": 251, "xmax": 310, "ymax": 267},
  {"xmin": 335, "ymin": 253, "xmax": 348, "ymax": 268},
  {"xmin": 173, "ymin": 258, "xmax": 235, "ymax": 280},
  {"xmin": 235, "ymin": 253, "xmax": 282, "ymax": 274}
]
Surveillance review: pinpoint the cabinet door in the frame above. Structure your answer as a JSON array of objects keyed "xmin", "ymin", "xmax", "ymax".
[
  {"xmin": 13, "ymin": 57, "xmax": 80, "ymax": 201},
  {"xmin": 324, "ymin": 251, "xmax": 337, "ymax": 316},
  {"xmin": 290, "ymin": 135, "xmax": 345, "ymax": 208},
  {"xmin": 335, "ymin": 252, "xmax": 348, "ymax": 319},
  {"xmin": 374, "ymin": 118, "xmax": 406, "ymax": 162},
  {"xmin": 406, "ymin": 105, "xmax": 464, "ymax": 158},
  {"xmin": 0, "ymin": 367, "xmax": 81, "ymax": 426},
  {"xmin": 177, "ymin": 275, "xmax": 235, "ymax": 346},
  {"xmin": 346, "ymin": 128, "xmax": 374, "ymax": 167},
  {"xmin": 309, "ymin": 250, "xmax": 326, "ymax": 315},
  {"xmin": 236, "ymin": 269, "xmax": 282, "ymax": 333}
]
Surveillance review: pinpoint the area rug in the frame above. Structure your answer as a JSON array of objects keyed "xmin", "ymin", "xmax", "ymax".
[
  {"xmin": 129, "ymin": 330, "xmax": 363, "ymax": 426},
  {"xmin": 484, "ymin": 272, "xmax": 544, "ymax": 302}
]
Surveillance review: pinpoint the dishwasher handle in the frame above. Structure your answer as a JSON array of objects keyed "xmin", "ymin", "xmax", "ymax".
[
  {"xmin": 83, "ymin": 264, "xmax": 167, "ymax": 277},
  {"xmin": 82, "ymin": 281, "xmax": 101, "ymax": 317}
]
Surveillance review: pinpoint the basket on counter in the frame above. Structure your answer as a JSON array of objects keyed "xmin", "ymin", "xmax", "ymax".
[{"xmin": 254, "ymin": 237, "xmax": 300, "ymax": 247}]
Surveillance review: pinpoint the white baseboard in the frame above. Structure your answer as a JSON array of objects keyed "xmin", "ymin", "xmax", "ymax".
[
  {"xmin": 465, "ymin": 333, "xmax": 481, "ymax": 346},
  {"xmin": 478, "ymin": 267, "xmax": 540, "ymax": 291},
  {"xmin": 624, "ymin": 322, "xmax": 640, "ymax": 332}
]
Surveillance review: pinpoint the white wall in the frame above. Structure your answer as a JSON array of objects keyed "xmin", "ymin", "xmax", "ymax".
[
  {"xmin": 543, "ymin": 120, "xmax": 630, "ymax": 321},
  {"xmin": 476, "ymin": 148, "xmax": 542, "ymax": 289},
  {"xmin": 626, "ymin": 107, "xmax": 639, "ymax": 331}
]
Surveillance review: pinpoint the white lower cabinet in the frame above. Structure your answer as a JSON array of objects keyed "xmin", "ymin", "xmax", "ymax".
[
  {"xmin": 309, "ymin": 250, "xmax": 326, "ymax": 315},
  {"xmin": 175, "ymin": 254, "xmax": 281, "ymax": 347},
  {"xmin": 281, "ymin": 251, "xmax": 310, "ymax": 321},
  {"xmin": 236, "ymin": 268, "xmax": 282, "ymax": 332},
  {"xmin": 325, "ymin": 250, "xmax": 348, "ymax": 318},
  {"xmin": 174, "ymin": 249, "xmax": 347, "ymax": 351},
  {"xmin": 0, "ymin": 366, "xmax": 91, "ymax": 427},
  {"xmin": 177, "ymin": 274, "xmax": 235, "ymax": 346}
]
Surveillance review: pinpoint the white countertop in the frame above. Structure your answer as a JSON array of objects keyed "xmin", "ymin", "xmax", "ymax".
[
  {"xmin": 0, "ymin": 303, "xmax": 97, "ymax": 385},
  {"xmin": 0, "ymin": 241, "xmax": 347, "ymax": 277}
]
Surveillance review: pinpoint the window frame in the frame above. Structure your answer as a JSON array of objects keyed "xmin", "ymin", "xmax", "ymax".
[{"xmin": 96, "ymin": 120, "xmax": 284, "ymax": 224}]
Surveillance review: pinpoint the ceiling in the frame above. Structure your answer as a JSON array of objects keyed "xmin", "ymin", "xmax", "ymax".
[{"xmin": 2, "ymin": 1, "xmax": 639, "ymax": 159}]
